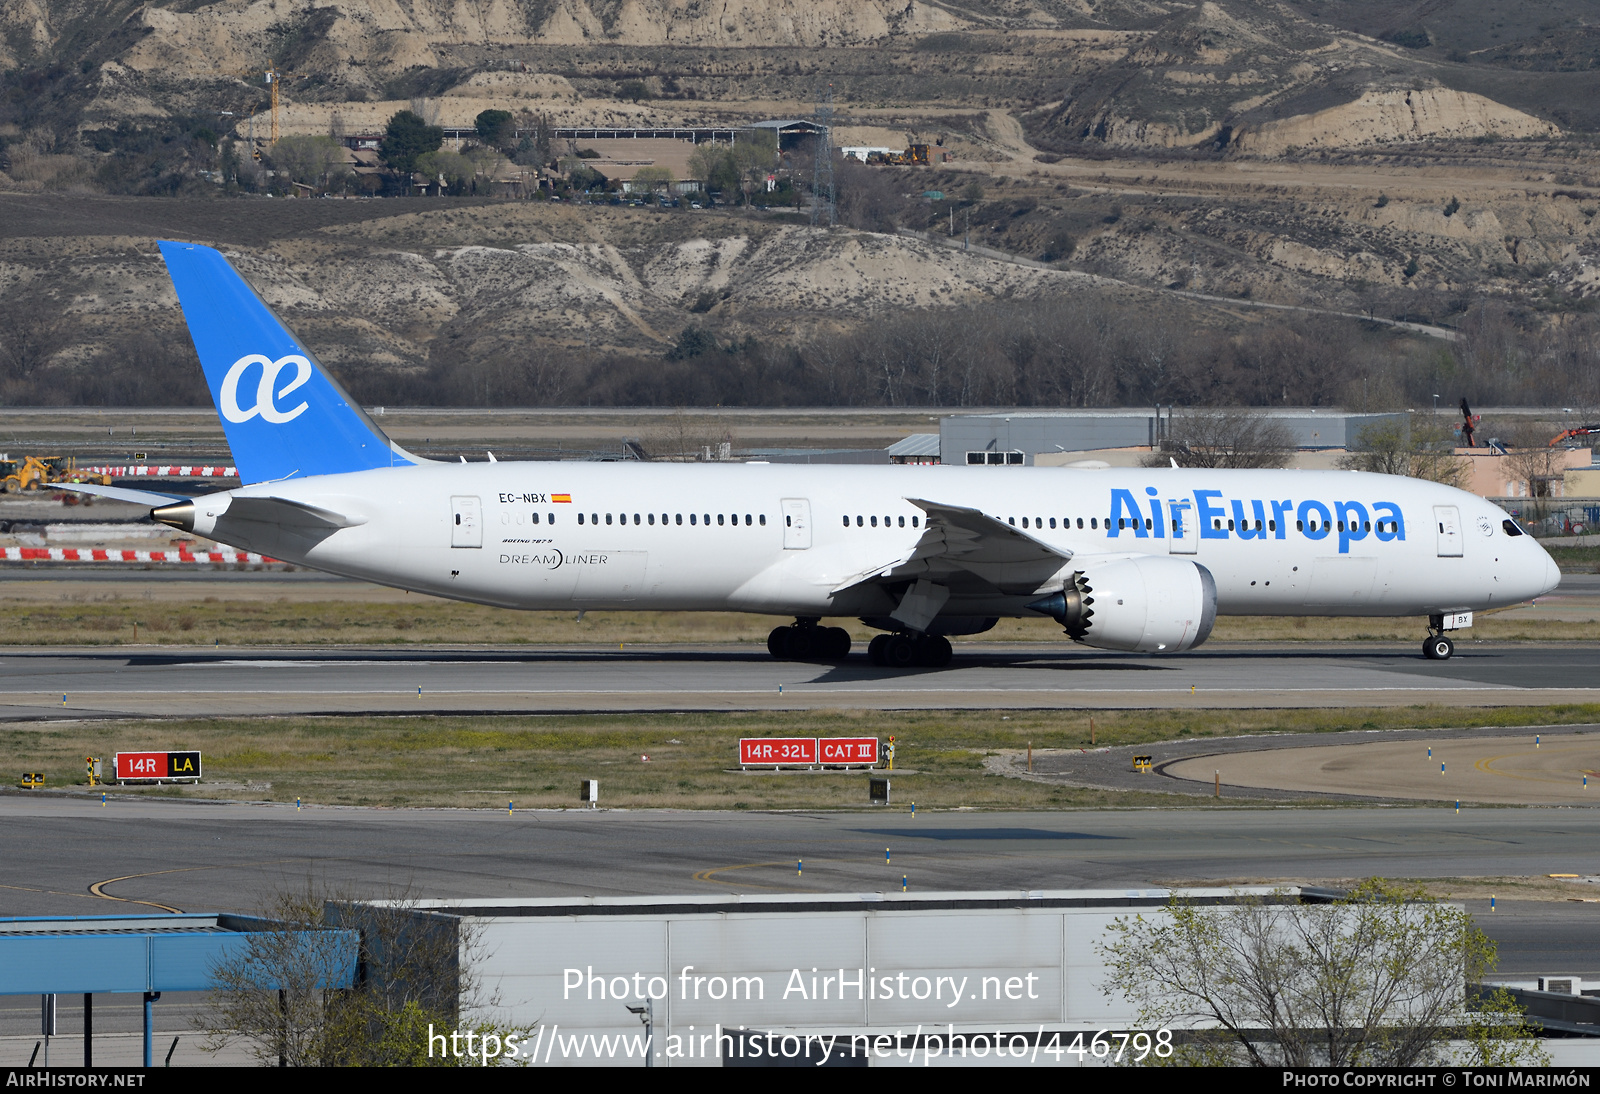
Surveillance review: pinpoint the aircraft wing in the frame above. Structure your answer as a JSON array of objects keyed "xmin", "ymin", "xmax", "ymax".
[{"xmin": 832, "ymin": 497, "xmax": 1073, "ymax": 597}]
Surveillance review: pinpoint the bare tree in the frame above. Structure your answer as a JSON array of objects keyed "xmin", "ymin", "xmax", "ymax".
[
  {"xmin": 201, "ymin": 884, "xmax": 516, "ymax": 1067},
  {"xmin": 0, "ymin": 293, "xmax": 72, "ymax": 381},
  {"xmin": 1098, "ymin": 880, "xmax": 1546, "ymax": 1067},
  {"xmin": 1145, "ymin": 409, "xmax": 1294, "ymax": 469},
  {"xmin": 1500, "ymin": 420, "xmax": 1564, "ymax": 501},
  {"xmin": 1338, "ymin": 416, "xmax": 1470, "ymax": 488}
]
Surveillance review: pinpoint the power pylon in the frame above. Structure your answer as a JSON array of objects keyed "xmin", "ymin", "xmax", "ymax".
[{"xmin": 810, "ymin": 84, "xmax": 836, "ymax": 227}]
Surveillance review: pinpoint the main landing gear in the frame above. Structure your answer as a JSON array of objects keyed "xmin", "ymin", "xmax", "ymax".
[
  {"xmin": 1423, "ymin": 614, "xmax": 1455, "ymax": 660},
  {"xmin": 867, "ymin": 632, "xmax": 952, "ymax": 669},
  {"xmin": 768, "ymin": 619, "xmax": 852, "ymax": 661}
]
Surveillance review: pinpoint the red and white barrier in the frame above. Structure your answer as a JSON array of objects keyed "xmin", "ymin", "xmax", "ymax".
[
  {"xmin": 80, "ymin": 466, "xmax": 238, "ymax": 478},
  {"xmin": 0, "ymin": 546, "xmax": 276, "ymax": 564}
]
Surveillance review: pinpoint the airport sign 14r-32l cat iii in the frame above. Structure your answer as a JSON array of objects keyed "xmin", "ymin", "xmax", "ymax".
[{"xmin": 63, "ymin": 242, "xmax": 1560, "ymax": 669}]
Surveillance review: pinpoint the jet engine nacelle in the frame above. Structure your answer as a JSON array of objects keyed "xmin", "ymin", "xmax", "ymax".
[{"xmin": 1028, "ymin": 555, "xmax": 1217, "ymax": 653}]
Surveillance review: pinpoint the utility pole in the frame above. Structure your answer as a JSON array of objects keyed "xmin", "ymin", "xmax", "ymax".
[{"xmin": 810, "ymin": 84, "xmax": 835, "ymax": 227}]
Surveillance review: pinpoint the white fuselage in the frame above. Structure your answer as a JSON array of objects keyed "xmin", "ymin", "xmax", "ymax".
[{"xmin": 185, "ymin": 462, "xmax": 1559, "ymax": 624}]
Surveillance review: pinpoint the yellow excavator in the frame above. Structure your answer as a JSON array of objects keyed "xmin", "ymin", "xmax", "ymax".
[{"xmin": 0, "ymin": 455, "xmax": 112, "ymax": 493}]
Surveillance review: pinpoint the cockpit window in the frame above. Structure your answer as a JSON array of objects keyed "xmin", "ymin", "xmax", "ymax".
[{"xmin": 1502, "ymin": 519, "xmax": 1524, "ymax": 537}]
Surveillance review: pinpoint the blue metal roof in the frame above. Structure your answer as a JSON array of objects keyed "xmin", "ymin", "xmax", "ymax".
[{"xmin": 0, "ymin": 914, "xmax": 357, "ymax": 995}]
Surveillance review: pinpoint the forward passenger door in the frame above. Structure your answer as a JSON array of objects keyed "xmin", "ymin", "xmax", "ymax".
[{"xmin": 1434, "ymin": 505, "xmax": 1463, "ymax": 557}]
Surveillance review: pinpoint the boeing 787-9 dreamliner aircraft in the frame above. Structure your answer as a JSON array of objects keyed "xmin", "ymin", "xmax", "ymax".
[{"xmin": 66, "ymin": 242, "xmax": 1560, "ymax": 670}]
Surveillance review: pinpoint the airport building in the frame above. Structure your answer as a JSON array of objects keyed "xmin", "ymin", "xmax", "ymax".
[{"xmin": 939, "ymin": 408, "xmax": 1406, "ymax": 467}]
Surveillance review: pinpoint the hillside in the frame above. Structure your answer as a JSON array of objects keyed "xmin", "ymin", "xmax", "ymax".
[{"xmin": 4, "ymin": 0, "xmax": 1599, "ymax": 149}]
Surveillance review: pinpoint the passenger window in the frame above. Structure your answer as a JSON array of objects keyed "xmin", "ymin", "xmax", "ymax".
[
  {"xmin": 606, "ymin": 513, "xmax": 613, "ymax": 525},
  {"xmin": 1297, "ymin": 520, "xmax": 1304, "ymax": 531},
  {"xmin": 578, "ymin": 513, "xmax": 585, "ymax": 525},
  {"xmin": 1269, "ymin": 520, "xmax": 1276, "ymax": 531},
  {"xmin": 898, "ymin": 516, "xmax": 905, "ymax": 527},
  {"xmin": 690, "ymin": 514, "xmax": 697, "ymax": 525},
  {"xmin": 759, "ymin": 514, "xmax": 766, "ymax": 526},
  {"xmin": 532, "ymin": 513, "xmax": 540, "ymax": 525},
  {"xmin": 912, "ymin": 517, "xmax": 919, "ymax": 528},
  {"xmin": 676, "ymin": 514, "xmax": 683, "ymax": 525},
  {"xmin": 1119, "ymin": 519, "xmax": 1126, "ymax": 530},
  {"xmin": 648, "ymin": 513, "xmax": 655, "ymax": 525},
  {"xmin": 548, "ymin": 513, "xmax": 555, "ymax": 525},
  {"xmin": 870, "ymin": 516, "xmax": 877, "ymax": 527},
  {"xmin": 1077, "ymin": 518, "xmax": 1083, "ymax": 529},
  {"xmin": 718, "ymin": 514, "xmax": 725, "ymax": 526},
  {"xmin": 843, "ymin": 515, "xmax": 849, "ymax": 527},
  {"xmin": 857, "ymin": 516, "xmax": 863, "ymax": 527},
  {"xmin": 634, "ymin": 514, "xmax": 641, "ymax": 525},
  {"xmin": 1021, "ymin": 518, "xmax": 1029, "ymax": 528},
  {"xmin": 1091, "ymin": 518, "xmax": 1098, "ymax": 529},
  {"xmin": 1008, "ymin": 517, "xmax": 1015, "ymax": 526},
  {"xmin": 1049, "ymin": 518, "xmax": 1056, "ymax": 528},
  {"xmin": 745, "ymin": 514, "xmax": 752, "ymax": 525},
  {"xmin": 703, "ymin": 514, "xmax": 710, "ymax": 526}
]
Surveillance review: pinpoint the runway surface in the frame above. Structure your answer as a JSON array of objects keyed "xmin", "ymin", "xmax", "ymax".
[
  {"xmin": 0, "ymin": 797, "xmax": 1594, "ymax": 977},
  {"xmin": 1, "ymin": 641, "xmax": 1596, "ymax": 716}
]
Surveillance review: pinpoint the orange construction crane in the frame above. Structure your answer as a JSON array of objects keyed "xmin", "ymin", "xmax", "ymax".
[
  {"xmin": 1549, "ymin": 424, "xmax": 1600, "ymax": 447},
  {"xmin": 221, "ymin": 62, "xmax": 310, "ymax": 147}
]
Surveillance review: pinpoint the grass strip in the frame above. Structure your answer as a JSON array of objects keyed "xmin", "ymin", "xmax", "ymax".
[{"xmin": 8, "ymin": 704, "xmax": 1598, "ymax": 810}]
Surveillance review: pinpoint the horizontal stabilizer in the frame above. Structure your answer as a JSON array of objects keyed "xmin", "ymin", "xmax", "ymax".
[
  {"xmin": 51, "ymin": 483, "xmax": 193, "ymax": 506},
  {"xmin": 228, "ymin": 496, "xmax": 366, "ymax": 530}
]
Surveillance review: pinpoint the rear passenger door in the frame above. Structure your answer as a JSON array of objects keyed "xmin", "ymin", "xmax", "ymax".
[{"xmin": 451, "ymin": 496, "xmax": 482, "ymax": 548}]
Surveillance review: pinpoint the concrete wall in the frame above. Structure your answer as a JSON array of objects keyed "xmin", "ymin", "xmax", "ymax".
[{"xmin": 431, "ymin": 888, "xmax": 1298, "ymax": 1067}]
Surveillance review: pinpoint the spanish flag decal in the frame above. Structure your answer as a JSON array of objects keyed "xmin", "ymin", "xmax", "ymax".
[{"xmin": 552, "ymin": 494, "xmax": 572, "ymax": 503}]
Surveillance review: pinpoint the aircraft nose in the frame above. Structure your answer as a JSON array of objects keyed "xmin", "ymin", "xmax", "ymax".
[{"xmin": 1541, "ymin": 551, "xmax": 1561, "ymax": 597}]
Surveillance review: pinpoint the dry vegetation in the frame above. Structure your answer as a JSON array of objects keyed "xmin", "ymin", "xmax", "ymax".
[{"xmin": 11, "ymin": 703, "xmax": 1600, "ymax": 809}]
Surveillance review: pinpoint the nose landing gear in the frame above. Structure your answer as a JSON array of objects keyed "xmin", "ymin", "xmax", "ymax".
[
  {"xmin": 1423, "ymin": 613, "xmax": 1457, "ymax": 660},
  {"xmin": 767, "ymin": 619, "xmax": 852, "ymax": 661}
]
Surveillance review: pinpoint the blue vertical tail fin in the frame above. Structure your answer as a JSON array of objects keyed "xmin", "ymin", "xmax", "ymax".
[{"xmin": 159, "ymin": 240, "xmax": 418, "ymax": 484}]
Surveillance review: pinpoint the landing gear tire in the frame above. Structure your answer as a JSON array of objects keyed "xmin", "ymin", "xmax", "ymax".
[
  {"xmin": 786, "ymin": 626, "xmax": 818, "ymax": 660},
  {"xmin": 868, "ymin": 634, "xmax": 890, "ymax": 666},
  {"xmin": 822, "ymin": 626, "xmax": 852, "ymax": 660},
  {"xmin": 770, "ymin": 624, "xmax": 852, "ymax": 661},
  {"xmin": 883, "ymin": 633, "xmax": 919, "ymax": 669},
  {"xmin": 1424, "ymin": 635, "xmax": 1454, "ymax": 661},
  {"xmin": 916, "ymin": 634, "xmax": 953, "ymax": 668}
]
